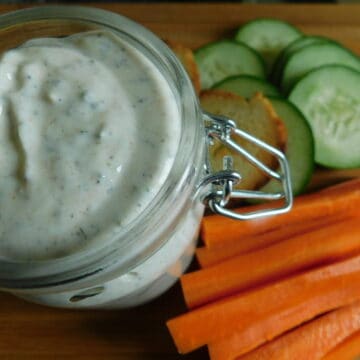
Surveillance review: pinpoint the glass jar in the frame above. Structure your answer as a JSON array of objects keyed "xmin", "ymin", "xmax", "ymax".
[{"xmin": 0, "ymin": 6, "xmax": 292, "ymax": 309}]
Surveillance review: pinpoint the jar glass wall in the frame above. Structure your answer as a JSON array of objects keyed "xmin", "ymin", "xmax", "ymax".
[{"xmin": 0, "ymin": 6, "xmax": 206, "ymax": 308}]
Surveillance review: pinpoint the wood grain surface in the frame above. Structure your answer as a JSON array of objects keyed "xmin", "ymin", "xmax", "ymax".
[{"xmin": 0, "ymin": 3, "xmax": 359, "ymax": 360}]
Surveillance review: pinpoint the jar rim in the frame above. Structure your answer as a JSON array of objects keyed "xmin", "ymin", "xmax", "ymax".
[{"xmin": 0, "ymin": 5, "xmax": 204, "ymax": 290}]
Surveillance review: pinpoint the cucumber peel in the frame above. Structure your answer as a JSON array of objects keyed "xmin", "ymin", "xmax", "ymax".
[
  {"xmin": 271, "ymin": 35, "xmax": 331, "ymax": 84},
  {"xmin": 281, "ymin": 42, "xmax": 360, "ymax": 94},
  {"xmin": 265, "ymin": 96, "xmax": 315, "ymax": 195},
  {"xmin": 235, "ymin": 18, "xmax": 302, "ymax": 73},
  {"xmin": 213, "ymin": 74, "xmax": 280, "ymax": 98},
  {"xmin": 289, "ymin": 65, "xmax": 360, "ymax": 168},
  {"xmin": 195, "ymin": 40, "xmax": 265, "ymax": 89}
]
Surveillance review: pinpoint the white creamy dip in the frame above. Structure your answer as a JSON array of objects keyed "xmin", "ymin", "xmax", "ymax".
[{"xmin": 0, "ymin": 30, "xmax": 181, "ymax": 261}]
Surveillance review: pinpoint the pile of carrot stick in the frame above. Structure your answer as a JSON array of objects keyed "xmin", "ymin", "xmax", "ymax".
[{"xmin": 166, "ymin": 178, "xmax": 360, "ymax": 359}]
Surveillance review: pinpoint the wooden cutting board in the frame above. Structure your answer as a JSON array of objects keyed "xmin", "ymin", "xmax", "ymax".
[{"xmin": 0, "ymin": 3, "xmax": 359, "ymax": 360}]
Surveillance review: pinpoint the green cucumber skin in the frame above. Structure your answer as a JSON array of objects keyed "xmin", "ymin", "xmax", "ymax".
[
  {"xmin": 280, "ymin": 42, "xmax": 360, "ymax": 94},
  {"xmin": 262, "ymin": 96, "xmax": 315, "ymax": 195},
  {"xmin": 195, "ymin": 40, "xmax": 266, "ymax": 89},
  {"xmin": 289, "ymin": 65, "xmax": 360, "ymax": 169},
  {"xmin": 235, "ymin": 18, "xmax": 302, "ymax": 74},
  {"xmin": 213, "ymin": 74, "xmax": 280, "ymax": 98},
  {"xmin": 271, "ymin": 35, "xmax": 332, "ymax": 85}
]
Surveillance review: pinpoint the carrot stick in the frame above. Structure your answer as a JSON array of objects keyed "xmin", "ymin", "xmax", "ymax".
[
  {"xmin": 196, "ymin": 214, "xmax": 344, "ymax": 268},
  {"xmin": 232, "ymin": 301, "xmax": 360, "ymax": 360},
  {"xmin": 322, "ymin": 331, "xmax": 360, "ymax": 360},
  {"xmin": 201, "ymin": 178, "xmax": 360, "ymax": 247},
  {"xmin": 182, "ymin": 217, "xmax": 360, "ymax": 309},
  {"xmin": 166, "ymin": 254, "xmax": 360, "ymax": 354},
  {"xmin": 309, "ymin": 168, "xmax": 360, "ymax": 191}
]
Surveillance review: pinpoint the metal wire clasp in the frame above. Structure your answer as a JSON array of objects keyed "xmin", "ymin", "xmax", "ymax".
[{"xmin": 199, "ymin": 111, "xmax": 293, "ymax": 220}]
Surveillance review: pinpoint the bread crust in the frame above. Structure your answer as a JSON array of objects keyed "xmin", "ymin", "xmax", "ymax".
[
  {"xmin": 200, "ymin": 89, "xmax": 287, "ymax": 190},
  {"xmin": 166, "ymin": 39, "xmax": 201, "ymax": 95}
]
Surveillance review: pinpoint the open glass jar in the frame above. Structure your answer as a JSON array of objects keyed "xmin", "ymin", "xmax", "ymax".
[{"xmin": 0, "ymin": 6, "xmax": 292, "ymax": 309}]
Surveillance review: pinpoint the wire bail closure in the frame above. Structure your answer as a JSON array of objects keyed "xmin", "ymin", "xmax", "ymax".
[{"xmin": 200, "ymin": 111, "xmax": 293, "ymax": 220}]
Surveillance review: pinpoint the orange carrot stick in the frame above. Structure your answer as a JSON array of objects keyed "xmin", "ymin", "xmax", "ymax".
[
  {"xmin": 166, "ymin": 254, "xmax": 360, "ymax": 355},
  {"xmin": 182, "ymin": 217, "xmax": 360, "ymax": 309},
  {"xmin": 232, "ymin": 301, "xmax": 360, "ymax": 360},
  {"xmin": 322, "ymin": 331, "xmax": 360, "ymax": 360},
  {"xmin": 196, "ymin": 214, "xmax": 344, "ymax": 268},
  {"xmin": 201, "ymin": 178, "xmax": 360, "ymax": 247}
]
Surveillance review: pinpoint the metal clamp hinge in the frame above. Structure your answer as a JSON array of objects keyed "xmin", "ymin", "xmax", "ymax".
[{"xmin": 199, "ymin": 111, "xmax": 293, "ymax": 220}]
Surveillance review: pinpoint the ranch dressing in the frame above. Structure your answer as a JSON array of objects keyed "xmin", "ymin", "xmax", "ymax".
[{"xmin": 0, "ymin": 30, "xmax": 181, "ymax": 261}]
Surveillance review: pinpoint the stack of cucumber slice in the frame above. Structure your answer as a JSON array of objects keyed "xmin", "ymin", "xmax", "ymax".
[{"xmin": 195, "ymin": 18, "xmax": 360, "ymax": 195}]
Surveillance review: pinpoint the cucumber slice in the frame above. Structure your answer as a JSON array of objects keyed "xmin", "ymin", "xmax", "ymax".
[
  {"xmin": 289, "ymin": 65, "xmax": 360, "ymax": 168},
  {"xmin": 211, "ymin": 75, "xmax": 314, "ymax": 194},
  {"xmin": 263, "ymin": 97, "xmax": 315, "ymax": 195},
  {"xmin": 195, "ymin": 40, "xmax": 265, "ymax": 89},
  {"xmin": 271, "ymin": 35, "xmax": 331, "ymax": 84},
  {"xmin": 235, "ymin": 18, "xmax": 302, "ymax": 73},
  {"xmin": 212, "ymin": 75, "xmax": 280, "ymax": 98},
  {"xmin": 280, "ymin": 42, "xmax": 360, "ymax": 94}
]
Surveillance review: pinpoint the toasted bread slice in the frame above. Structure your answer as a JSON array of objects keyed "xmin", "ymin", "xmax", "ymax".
[
  {"xmin": 166, "ymin": 40, "xmax": 201, "ymax": 95},
  {"xmin": 200, "ymin": 90, "xmax": 287, "ymax": 190}
]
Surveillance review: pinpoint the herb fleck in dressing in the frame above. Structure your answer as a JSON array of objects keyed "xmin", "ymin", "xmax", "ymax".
[{"xmin": 0, "ymin": 31, "xmax": 180, "ymax": 261}]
